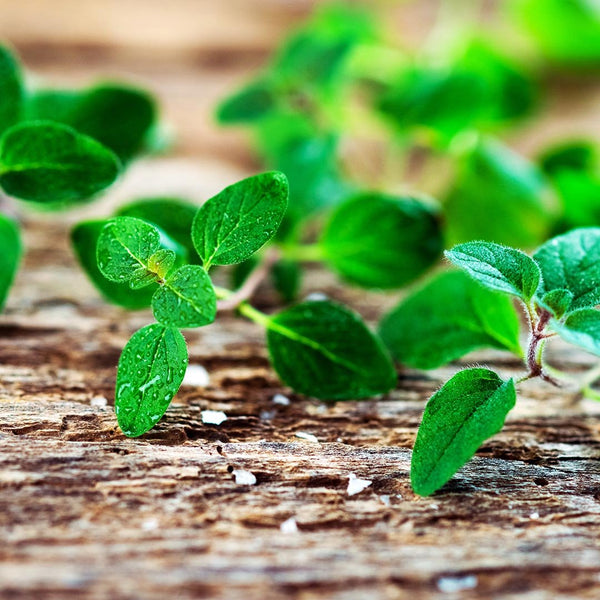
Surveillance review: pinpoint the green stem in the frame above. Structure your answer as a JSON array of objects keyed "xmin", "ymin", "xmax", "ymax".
[
  {"xmin": 280, "ymin": 243, "xmax": 324, "ymax": 263},
  {"xmin": 238, "ymin": 302, "xmax": 272, "ymax": 328}
]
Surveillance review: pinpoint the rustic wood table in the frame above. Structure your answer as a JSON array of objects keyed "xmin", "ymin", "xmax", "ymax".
[{"xmin": 2, "ymin": 2, "xmax": 600, "ymax": 598}]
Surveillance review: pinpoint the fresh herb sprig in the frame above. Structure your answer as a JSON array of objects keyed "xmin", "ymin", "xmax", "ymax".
[
  {"xmin": 89, "ymin": 172, "xmax": 396, "ymax": 437},
  {"xmin": 380, "ymin": 228, "xmax": 600, "ymax": 496}
]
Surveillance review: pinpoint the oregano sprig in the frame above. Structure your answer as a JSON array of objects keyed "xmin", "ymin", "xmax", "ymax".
[
  {"xmin": 92, "ymin": 171, "xmax": 397, "ymax": 437},
  {"xmin": 380, "ymin": 228, "xmax": 600, "ymax": 496}
]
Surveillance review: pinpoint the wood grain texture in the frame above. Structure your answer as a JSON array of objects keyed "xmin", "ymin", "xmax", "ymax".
[{"xmin": 2, "ymin": 1, "xmax": 600, "ymax": 598}]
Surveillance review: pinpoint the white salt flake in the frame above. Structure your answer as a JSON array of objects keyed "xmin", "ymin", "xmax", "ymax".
[
  {"xmin": 529, "ymin": 512, "xmax": 540, "ymax": 520},
  {"xmin": 272, "ymin": 393, "xmax": 290, "ymax": 406},
  {"xmin": 379, "ymin": 495, "xmax": 391, "ymax": 506},
  {"xmin": 182, "ymin": 364, "xmax": 210, "ymax": 387},
  {"xmin": 141, "ymin": 518, "xmax": 159, "ymax": 531},
  {"xmin": 90, "ymin": 395, "xmax": 107, "ymax": 408},
  {"xmin": 295, "ymin": 431, "xmax": 319, "ymax": 443},
  {"xmin": 437, "ymin": 575, "xmax": 478, "ymax": 593},
  {"xmin": 201, "ymin": 410, "xmax": 228, "ymax": 425},
  {"xmin": 305, "ymin": 292, "xmax": 328, "ymax": 302},
  {"xmin": 347, "ymin": 473, "xmax": 372, "ymax": 496},
  {"xmin": 280, "ymin": 517, "xmax": 298, "ymax": 534},
  {"xmin": 232, "ymin": 469, "xmax": 257, "ymax": 485}
]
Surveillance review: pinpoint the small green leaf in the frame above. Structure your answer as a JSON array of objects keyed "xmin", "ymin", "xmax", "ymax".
[
  {"xmin": 271, "ymin": 259, "xmax": 301, "ymax": 303},
  {"xmin": 216, "ymin": 79, "xmax": 278, "ymax": 124},
  {"xmin": 322, "ymin": 193, "xmax": 443, "ymax": 289},
  {"xmin": 191, "ymin": 171, "xmax": 288, "ymax": 269},
  {"xmin": 445, "ymin": 241, "xmax": 540, "ymax": 301},
  {"xmin": 533, "ymin": 228, "xmax": 600, "ymax": 311},
  {"xmin": 537, "ymin": 289, "xmax": 573, "ymax": 319},
  {"xmin": 0, "ymin": 45, "xmax": 24, "ymax": 135},
  {"xmin": 266, "ymin": 300, "xmax": 396, "ymax": 400},
  {"xmin": 115, "ymin": 324, "xmax": 188, "ymax": 437},
  {"xmin": 379, "ymin": 271, "xmax": 522, "ymax": 370},
  {"xmin": 71, "ymin": 220, "xmax": 156, "ymax": 309},
  {"xmin": 26, "ymin": 83, "xmax": 157, "ymax": 162},
  {"xmin": 148, "ymin": 249, "xmax": 176, "ymax": 280},
  {"xmin": 0, "ymin": 121, "xmax": 120, "ymax": 205},
  {"xmin": 0, "ymin": 214, "xmax": 22, "ymax": 311},
  {"xmin": 130, "ymin": 268, "xmax": 160, "ymax": 290},
  {"xmin": 551, "ymin": 309, "xmax": 600, "ymax": 356},
  {"xmin": 411, "ymin": 368, "xmax": 516, "ymax": 496},
  {"xmin": 116, "ymin": 197, "xmax": 200, "ymax": 263},
  {"xmin": 445, "ymin": 139, "xmax": 551, "ymax": 247},
  {"xmin": 152, "ymin": 265, "xmax": 216, "ymax": 328},
  {"xmin": 552, "ymin": 171, "xmax": 600, "ymax": 229},
  {"xmin": 96, "ymin": 217, "xmax": 161, "ymax": 283}
]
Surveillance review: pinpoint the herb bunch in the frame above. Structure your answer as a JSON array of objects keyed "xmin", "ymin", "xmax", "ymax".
[
  {"xmin": 86, "ymin": 172, "xmax": 396, "ymax": 437},
  {"xmin": 380, "ymin": 229, "xmax": 600, "ymax": 496}
]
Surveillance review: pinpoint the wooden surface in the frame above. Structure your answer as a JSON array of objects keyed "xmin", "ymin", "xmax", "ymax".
[{"xmin": 2, "ymin": 2, "xmax": 600, "ymax": 599}]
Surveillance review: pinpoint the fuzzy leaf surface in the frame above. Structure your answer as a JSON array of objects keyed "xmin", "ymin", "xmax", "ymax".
[
  {"xmin": 0, "ymin": 121, "xmax": 120, "ymax": 204},
  {"xmin": 152, "ymin": 265, "xmax": 216, "ymax": 328},
  {"xmin": 115, "ymin": 324, "xmax": 188, "ymax": 437},
  {"xmin": 266, "ymin": 300, "xmax": 396, "ymax": 400},
  {"xmin": 445, "ymin": 241, "xmax": 540, "ymax": 301},
  {"xmin": 379, "ymin": 271, "xmax": 522, "ymax": 370},
  {"xmin": 322, "ymin": 193, "xmax": 443, "ymax": 289},
  {"xmin": 192, "ymin": 171, "xmax": 288, "ymax": 268},
  {"xmin": 552, "ymin": 309, "xmax": 600, "ymax": 356},
  {"xmin": 411, "ymin": 368, "xmax": 516, "ymax": 496},
  {"xmin": 533, "ymin": 228, "xmax": 600, "ymax": 311}
]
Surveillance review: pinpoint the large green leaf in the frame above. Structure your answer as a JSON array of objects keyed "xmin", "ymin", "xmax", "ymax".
[
  {"xmin": 71, "ymin": 220, "xmax": 156, "ymax": 309},
  {"xmin": 152, "ymin": 265, "xmax": 216, "ymax": 328},
  {"xmin": 115, "ymin": 324, "xmax": 188, "ymax": 437},
  {"xmin": 0, "ymin": 45, "xmax": 24, "ymax": 135},
  {"xmin": 0, "ymin": 214, "xmax": 22, "ymax": 311},
  {"xmin": 445, "ymin": 139, "xmax": 551, "ymax": 247},
  {"xmin": 411, "ymin": 368, "xmax": 516, "ymax": 496},
  {"xmin": 266, "ymin": 300, "xmax": 396, "ymax": 400},
  {"xmin": 551, "ymin": 308, "xmax": 600, "ymax": 356},
  {"xmin": 322, "ymin": 193, "xmax": 443, "ymax": 289},
  {"xmin": 191, "ymin": 171, "xmax": 288, "ymax": 269},
  {"xmin": 445, "ymin": 241, "xmax": 540, "ymax": 301},
  {"xmin": 26, "ymin": 83, "xmax": 156, "ymax": 162},
  {"xmin": 0, "ymin": 121, "xmax": 120, "ymax": 205},
  {"xmin": 533, "ymin": 228, "xmax": 600, "ymax": 311},
  {"xmin": 379, "ymin": 271, "xmax": 522, "ymax": 370}
]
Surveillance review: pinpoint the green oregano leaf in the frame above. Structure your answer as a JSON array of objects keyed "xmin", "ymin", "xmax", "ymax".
[
  {"xmin": 533, "ymin": 228, "xmax": 600, "ymax": 311},
  {"xmin": 115, "ymin": 324, "xmax": 188, "ymax": 437},
  {"xmin": 26, "ymin": 83, "xmax": 157, "ymax": 162},
  {"xmin": 266, "ymin": 300, "xmax": 396, "ymax": 400},
  {"xmin": 0, "ymin": 121, "xmax": 120, "ymax": 205},
  {"xmin": 551, "ymin": 309, "xmax": 600, "ymax": 356},
  {"xmin": 191, "ymin": 171, "xmax": 288, "ymax": 269},
  {"xmin": 379, "ymin": 271, "xmax": 522, "ymax": 370},
  {"xmin": 0, "ymin": 214, "xmax": 22, "ymax": 311},
  {"xmin": 321, "ymin": 193, "xmax": 443, "ymax": 289},
  {"xmin": 71, "ymin": 220, "xmax": 156, "ymax": 309},
  {"xmin": 537, "ymin": 289, "xmax": 573, "ymax": 320},
  {"xmin": 0, "ymin": 45, "xmax": 24, "ymax": 135},
  {"xmin": 116, "ymin": 197, "xmax": 200, "ymax": 262},
  {"xmin": 148, "ymin": 249, "xmax": 176, "ymax": 280},
  {"xmin": 411, "ymin": 368, "xmax": 516, "ymax": 496},
  {"xmin": 539, "ymin": 140, "xmax": 596, "ymax": 176},
  {"xmin": 151, "ymin": 265, "xmax": 216, "ymax": 328},
  {"xmin": 445, "ymin": 241, "xmax": 541, "ymax": 301},
  {"xmin": 96, "ymin": 216, "xmax": 161, "ymax": 283}
]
